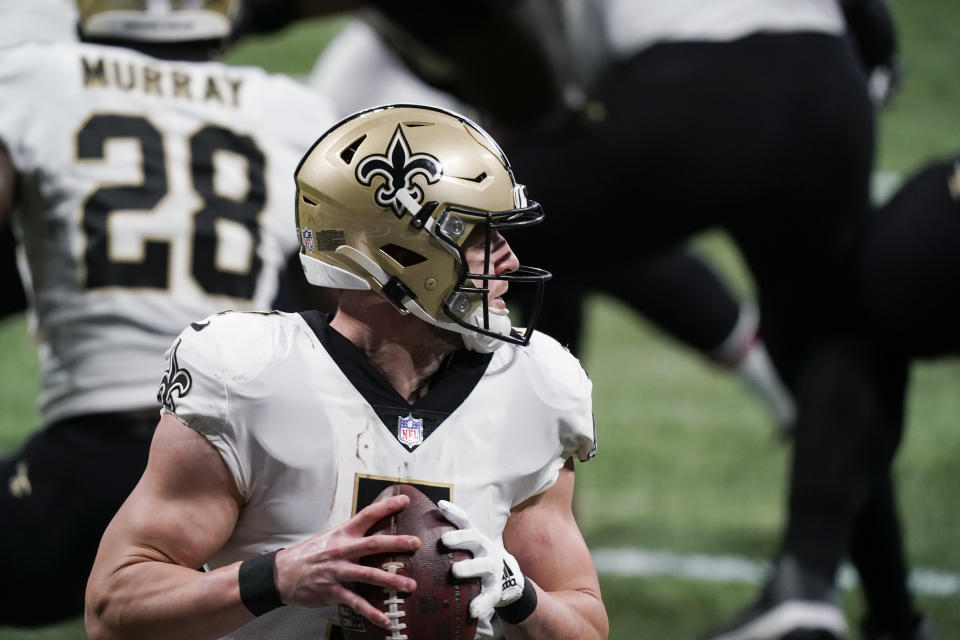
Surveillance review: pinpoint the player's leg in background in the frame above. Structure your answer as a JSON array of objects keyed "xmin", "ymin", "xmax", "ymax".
[
  {"xmin": 849, "ymin": 472, "xmax": 934, "ymax": 640},
  {"xmin": 597, "ymin": 246, "xmax": 795, "ymax": 435},
  {"xmin": 697, "ymin": 28, "xmax": 927, "ymax": 639},
  {"xmin": 780, "ymin": 338, "xmax": 908, "ymax": 586},
  {"xmin": 0, "ymin": 413, "xmax": 155, "ymax": 625}
]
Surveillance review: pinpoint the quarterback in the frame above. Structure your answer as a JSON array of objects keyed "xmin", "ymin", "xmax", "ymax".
[
  {"xmin": 0, "ymin": 0, "xmax": 339, "ymax": 624},
  {"xmin": 84, "ymin": 105, "xmax": 607, "ymax": 640}
]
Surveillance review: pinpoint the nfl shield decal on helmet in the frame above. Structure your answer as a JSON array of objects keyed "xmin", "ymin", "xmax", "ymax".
[
  {"xmin": 397, "ymin": 414, "xmax": 424, "ymax": 448},
  {"xmin": 301, "ymin": 228, "xmax": 315, "ymax": 252}
]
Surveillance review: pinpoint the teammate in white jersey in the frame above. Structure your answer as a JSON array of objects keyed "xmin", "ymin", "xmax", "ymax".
[
  {"xmin": 85, "ymin": 104, "xmax": 607, "ymax": 640},
  {"xmin": 0, "ymin": 0, "xmax": 340, "ymax": 625}
]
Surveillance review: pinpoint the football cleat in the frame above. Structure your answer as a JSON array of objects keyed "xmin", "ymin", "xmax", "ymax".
[{"xmin": 703, "ymin": 555, "xmax": 846, "ymax": 640}]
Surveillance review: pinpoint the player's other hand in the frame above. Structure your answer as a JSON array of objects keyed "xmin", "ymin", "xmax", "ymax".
[
  {"xmin": 843, "ymin": 0, "xmax": 902, "ymax": 106},
  {"xmin": 273, "ymin": 495, "xmax": 421, "ymax": 628},
  {"xmin": 437, "ymin": 500, "xmax": 525, "ymax": 619}
]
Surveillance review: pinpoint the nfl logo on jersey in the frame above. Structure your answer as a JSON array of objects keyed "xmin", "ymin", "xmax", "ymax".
[
  {"xmin": 397, "ymin": 414, "xmax": 424, "ymax": 448},
  {"xmin": 301, "ymin": 228, "xmax": 315, "ymax": 252}
]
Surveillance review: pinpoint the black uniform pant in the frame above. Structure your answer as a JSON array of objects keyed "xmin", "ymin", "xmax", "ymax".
[{"xmin": 0, "ymin": 412, "xmax": 156, "ymax": 626}]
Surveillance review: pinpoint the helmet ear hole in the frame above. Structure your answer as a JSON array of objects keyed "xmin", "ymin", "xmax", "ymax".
[
  {"xmin": 340, "ymin": 135, "xmax": 367, "ymax": 164},
  {"xmin": 380, "ymin": 244, "xmax": 427, "ymax": 267}
]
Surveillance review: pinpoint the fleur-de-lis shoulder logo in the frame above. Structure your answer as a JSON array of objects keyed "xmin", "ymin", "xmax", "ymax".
[
  {"xmin": 157, "ymin": 339, "xmax": 193, "ymax": 412},
  {"xmin": 355, "ymin": 125, "xmax": 442, "ymax": 218}
]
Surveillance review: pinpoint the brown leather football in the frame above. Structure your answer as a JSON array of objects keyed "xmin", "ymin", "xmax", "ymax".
[{"xmin": 341, "ymin": 484, "xmax": 480, "ymax": 640}]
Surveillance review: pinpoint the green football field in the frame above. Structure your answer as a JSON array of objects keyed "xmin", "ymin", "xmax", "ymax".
[{"xmin": 2, "ymin": 3, "xmax": 959, "ymax": 638}]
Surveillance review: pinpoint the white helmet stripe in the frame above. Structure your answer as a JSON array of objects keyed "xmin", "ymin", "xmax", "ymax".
[{"xmin": 395, "ymin": 188, "xmax": 421, "ymax": 215}]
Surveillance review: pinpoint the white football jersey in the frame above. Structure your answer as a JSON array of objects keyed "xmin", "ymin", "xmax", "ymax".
[
  {"xmin": 0, "ymin": 0, "xmax": 77, "ymax": 47},
  {"xmin": 595, "ymin": 0, "xmax": 845, "ymax": 59},
  {"xmin": 160, "ymin": 310, "xmax": 596, "ymax": 639},
  {"xmin": 0, "ymin": 42, "xmax": 337, "ymax": 424}
]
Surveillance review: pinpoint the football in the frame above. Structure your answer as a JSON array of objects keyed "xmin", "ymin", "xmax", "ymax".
[{"xmin": 342, "ymin": 484, "xmax": 481, "ymax": 640}]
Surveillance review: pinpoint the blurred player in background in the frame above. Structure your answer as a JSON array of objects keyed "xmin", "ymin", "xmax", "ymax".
[
  {"xmin": 85, "ymin": 103, "xmax": 606, "ymax": 640},
  {"xmin": 0, "ymin": 0, "xmax": 340, "ymax": 625},
  {"xmin": 497, "ymin": 2, "xmax": 925, "ymax": 639},
  {"xmin": 305, "ymin": 14, "xmax": 797, "ymax": 435}
]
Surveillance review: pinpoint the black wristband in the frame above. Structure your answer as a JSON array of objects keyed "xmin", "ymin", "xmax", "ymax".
[
  {"xmin": 238, "ymin": 550, "xmax": 285, "ymax": 616},
  {"xmin": 495, "ymin": 579, "xmax": 538, "ymax": 625}
]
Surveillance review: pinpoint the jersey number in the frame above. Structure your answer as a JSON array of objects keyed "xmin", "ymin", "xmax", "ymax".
[{"xmin": 77, "ymin": 114, "xmax": 266, "ymax": 299}]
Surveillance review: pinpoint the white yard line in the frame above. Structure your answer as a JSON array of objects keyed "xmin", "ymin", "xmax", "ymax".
[{"xmin": 591, "ymin": 548, "xmax": 959, "ymax": 597}]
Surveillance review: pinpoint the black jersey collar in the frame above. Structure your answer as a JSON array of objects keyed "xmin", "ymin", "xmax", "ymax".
[{"xmin": 298, "ymin": 310, "xmax": 493, "ymax": 451}]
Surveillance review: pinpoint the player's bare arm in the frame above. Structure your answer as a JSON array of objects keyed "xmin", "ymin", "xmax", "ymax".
[
  {"xmin": 501, "ymin": 458, "xmax": 609, "ymax": 640},
  {"xmin": 85, "ymin": 413, "xmax": 421, "ymax": 640}
]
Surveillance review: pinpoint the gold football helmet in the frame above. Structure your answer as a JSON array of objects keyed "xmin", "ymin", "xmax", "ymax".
[
  {"xmin": 295, "ymin": 104, "xmax": 551, "ymax": 353},
  {"xmin": 77, "ymin": 0, "xmax": 239, "ymax": 42}
]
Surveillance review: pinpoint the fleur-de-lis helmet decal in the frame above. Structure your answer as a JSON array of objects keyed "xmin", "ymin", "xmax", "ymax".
[{"xmin": 355, "ymin": 125, "xmax": 442, "ymax": 217}]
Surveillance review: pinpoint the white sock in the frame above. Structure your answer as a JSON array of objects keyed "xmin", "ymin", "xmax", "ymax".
[{"xmin": 710, "ymin": 304, "xmax": 796, "ymax": 435}]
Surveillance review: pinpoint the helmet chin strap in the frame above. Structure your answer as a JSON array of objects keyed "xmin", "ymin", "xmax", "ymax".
[{"xmin": 460, "ymin": 306, "xmax": 512, "ymax": 353}]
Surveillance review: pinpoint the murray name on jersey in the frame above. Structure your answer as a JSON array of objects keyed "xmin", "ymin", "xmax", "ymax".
[{"xmin": 80, "ymin": 53, "xmax": 244, "ymax": 107}]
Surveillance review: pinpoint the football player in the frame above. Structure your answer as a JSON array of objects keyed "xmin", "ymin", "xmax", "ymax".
[
  {"xmin": 0, "ymin": 0, "xmax": 344, "ymax": 625},
  {"xmin": 84, "ymin": 104, "xmax": 607, "ymax": 640},
  {"xmin": 500, "ymin": 2, "xmax": 920, "ymax": 640}
]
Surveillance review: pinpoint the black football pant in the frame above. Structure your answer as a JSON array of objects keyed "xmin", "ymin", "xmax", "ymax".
[{"xmin": 0, "ymin": 412, "xmax": 155, "ymax": 626}]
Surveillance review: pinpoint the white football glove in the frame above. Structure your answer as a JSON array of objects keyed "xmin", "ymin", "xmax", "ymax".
[{"xmin": 437, "ymin": 500, "xmax": 525, "ymax": 620}]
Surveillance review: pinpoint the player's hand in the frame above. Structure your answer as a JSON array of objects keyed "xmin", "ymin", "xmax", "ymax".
[
  {"xmin": 273, "ymin": 494, "xmax": 421, "ymax": 628},
  {"xmin": 866, "ymin": 58, "xmax": 902, "ymax": 108},
  {"xmin": 438, "ymin": 500, "xmax": 525, "ymax": 619},
  {"xmin": 843, "ymin": 0, "xmax": 902, "ymax": 106}
]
